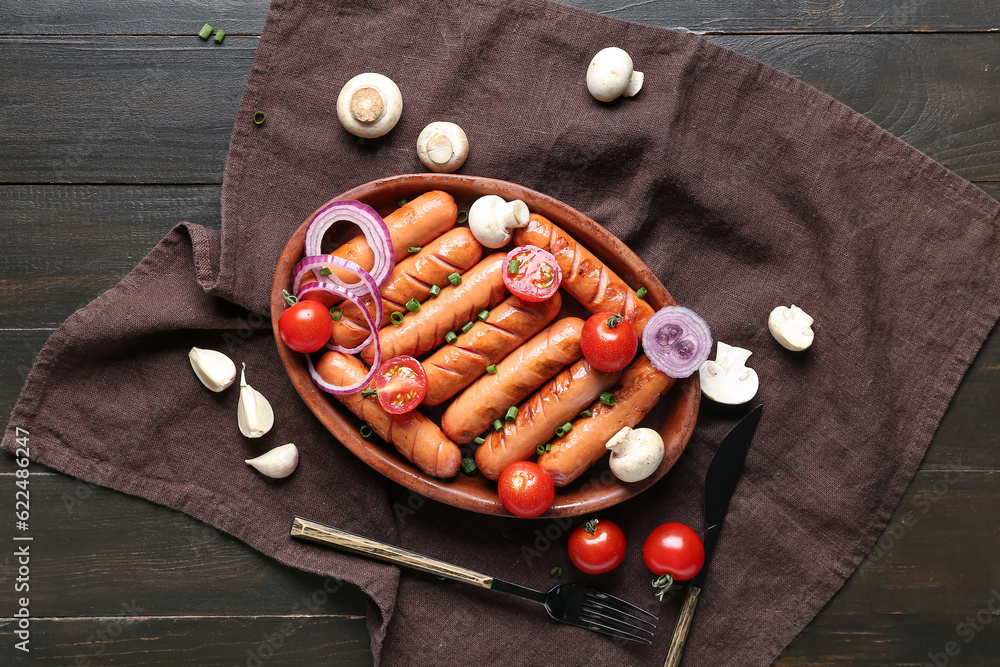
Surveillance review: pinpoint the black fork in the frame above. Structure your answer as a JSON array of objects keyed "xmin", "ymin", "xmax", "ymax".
[{"xmin": 291, "ymin": 516, "xmax": 656, "ymax": 644}]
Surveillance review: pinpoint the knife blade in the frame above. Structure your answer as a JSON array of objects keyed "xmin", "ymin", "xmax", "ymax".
[{"xmin": 664, "ymin": 404, "xmax": 763, "ymax": 667}]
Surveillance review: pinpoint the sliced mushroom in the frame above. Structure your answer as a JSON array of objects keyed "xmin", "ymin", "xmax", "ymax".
[
  {"xmin": 587, "ymin": 47, "xmax": 644, "ymax": 102},
  {"xmin": 699, "ymin": 342, "xmax": 759, "ymax": 405},
  {"xmin": 336, "ymin": 73, "xmax": 403, "ymax": 138},
  {"xmin": 768, "ymin": 305, "xmax": 814, "ymax": 351},
  {"xmin": 416, "ymin": 122, "xmax": 469, "ymax": 173}
]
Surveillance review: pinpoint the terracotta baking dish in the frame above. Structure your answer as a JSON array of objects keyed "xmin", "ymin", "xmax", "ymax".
[{"xmin": 271, "ymin": 174, "xmax": 699, "ymax": 517}]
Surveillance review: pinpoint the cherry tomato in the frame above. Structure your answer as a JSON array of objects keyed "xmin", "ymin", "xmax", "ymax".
[
  {"xmin": 581, "ymin": 312, "xmax": 638, "ymax": 372},
  {"xmin": 498, "ymin": 461, "xmax": 555, "ymax": 518},
  {"xmin": 374, "ymin": 356, "xmax": 427, "ymax": 414},
  {"xmin": 278, "ymin": 300, "xmax": 334, "ymax": 353},
  {"xmin": 503, "ymin": 246, "xmax": 562, "ymax": 302},
  {"xmin": 568, "ymin": 519, "xmax": 626, "ymax": 574},
  {"xmin": 643, "ymin": 522, "xmax": 704, "ymax": 599}
]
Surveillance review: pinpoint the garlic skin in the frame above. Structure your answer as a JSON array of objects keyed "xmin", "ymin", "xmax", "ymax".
[
  {"xmin": 189, "ymin": 347, "xmax": 237, "ymax": 392},
  {"xmin": 468, "ymin": 195, "xmax": 530, "ymax": 248},
  {"xmin": 246, "ymin": 443, "xmax": 298, "ymax": 479},
  {"xmin": 237, "ymin": 364, "xmax": 274, "ymax": 438},
  {"xmin": 606, "ymin": 427, "xmax": 665, "ymax": 483},
  {"xmin": 768, "ymin": 305, "xmax": 814, "ymax": 351},
  {"xmin": 699, "ymin": 342, "xmax": 759, "ymax": 405}
]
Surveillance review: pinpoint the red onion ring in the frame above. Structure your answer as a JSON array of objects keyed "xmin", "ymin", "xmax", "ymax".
[
  {"xmin": 642, "ymin": 306, "xmax": 713, "ymax": 378},
  {"xmin": 293, "ymin": 255, "xmax": 383, "ymax": 330},
  {"xmin": 304, "ymin": 200, "xmax": 394, "ymax": 289}
]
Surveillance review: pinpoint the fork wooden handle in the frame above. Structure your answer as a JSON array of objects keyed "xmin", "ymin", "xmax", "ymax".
[
  {"xmin": 290, "ymin": 516, "xmax": 494, "ymax": 589},
  {"xmin": 663, "ymin": 585, "xmax": 702, "ymax": 667}
]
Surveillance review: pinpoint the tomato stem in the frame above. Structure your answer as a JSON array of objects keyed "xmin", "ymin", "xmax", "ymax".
[
  {"xmin": 652, "ymin": 573, "xmax": 674, "ymax": 601},
  {"xmin": 584, "ymin": 518, "xmax": 599, "ymax": 535},
  {"xmin": 282, "ymin": 289, "xmax": 299, "ymax": 307},
  {"xmin": 606, "ymin": 313, "xmax": 624, "ymax": 329},
  {"xmin": 361, "ymin": 390, "xmax": 377, "ymax": 397}
]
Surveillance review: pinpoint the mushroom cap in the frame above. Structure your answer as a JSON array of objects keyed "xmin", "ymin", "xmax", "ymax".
[
  {"xmin": 768, "ymin": 305, "xmax": 815, "ymax": 351},
  {"xmin": 336, "ymin": 73, "xmax": 403, "ymax": 138},
  {"xmin": 416, "ymin": 122, "xmax": 469, "ymax": 173},
  {"xmin": 468, "ymin": 195, "xmax": 529, "ymax": 248},
  {"xmin": 607, "ymin": 427, "xmax": 665, "ymax": 483},
  {"xmin": 587, "ymin": 47, "xmax": 637, "ymax": 102}
]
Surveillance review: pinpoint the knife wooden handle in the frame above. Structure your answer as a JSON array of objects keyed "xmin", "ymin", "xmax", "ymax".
[{"xmin": 663, "ymin": 585, "xmax": 702, "ymax": 667}]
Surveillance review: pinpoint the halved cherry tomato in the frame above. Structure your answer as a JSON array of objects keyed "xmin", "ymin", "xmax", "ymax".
[
  {"xmin": 374, "ymin": 356, "xmax": 427, "ymax": 414},
  {"xmin": 643, "ymin": 522, "xmax": 705, "ymax": 600},
  {"xmin": 568, "ymin": 519, "xmax": 626, "ymax": 574},
  {"xmin": 503, "ymin": 245, "xmax": 562, "ymax": 302},
  {"xmin": 278, "ymin": 300, "xmax": 334, "ymax": 353},
  {"xmin": 581, "ymin": 312, "xmax": 638, "ymax": 372},
  {"xmin": 498, "ymin": 461, "xmax": 555, "ymax": 518}
]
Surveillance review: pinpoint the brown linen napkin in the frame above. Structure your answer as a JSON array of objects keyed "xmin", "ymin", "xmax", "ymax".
[{"xmin": 6, "ymin": 0, "xmax": 1000, "ymax": 665}]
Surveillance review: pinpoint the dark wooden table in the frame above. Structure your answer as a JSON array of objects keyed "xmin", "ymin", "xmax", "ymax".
[{"xmin": 2, "ymin": 1, "xmax": 999, "ymax": 664}]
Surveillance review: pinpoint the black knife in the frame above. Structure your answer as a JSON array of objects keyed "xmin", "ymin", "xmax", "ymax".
[{"xmin": 664, "ymin": 404, "xmax": 764, "ymax": 667}]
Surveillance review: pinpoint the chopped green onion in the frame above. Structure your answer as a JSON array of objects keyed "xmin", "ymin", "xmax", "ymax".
[
  {"xmin": 429, "ymin": 285, "xmax": 441, "ymax": 297},
  {"xmin": 330, "ymin": 306, "xmax": 343, "ymax": 322},
  {"xmin": 486, "ymin": 364, "xmax": 498, "ymax": 374},
  {"xmin": 356, "ymin": 137, "xmax": 365, "ymax": 145},
  {"xmin": 537, "ymin": 444, "xmax": 546, "ymax": 456},
  {"xmin": 448, "ymin": 272, "xmax": 461, "ymax": 286},
  {"xmin": 477, "ymin": 309, "xmax": 490, "ymax": 321},
  {"xmin": 281, "ymin": 289, "xmax": 298, "ymax": 306},
  {"xmin": 550, "ymin": 566, "xmax": 562, "ymax": 577},
  {"xmin": 445, "ymin": 331, "xmax": 458, "ymax": 344},
  {"xmin": 457, "ymin": 210, "xmax": 469, "ymax": 224},
  {"xmin": 636, "ymin": 286, "xmax": 648, "ymax": 299},
  {"xmin": 390, "ymin": 311, "xmax": 404, "ymax": 325},
  {"xmin": 406, "ymin": 298, "xmax": 420, "ymax": 313},
  {"xmin": 505, "ymin": 406, "xmax": 518, "ymax": 423},
  {"xmin": 508, "ymin": 259, "xmax": 520, "ymax": 275},
  {"xmin": 461, "ymin": 457, "xmax": 477, "ymax": 475},
  {"xmin": 579, "ymin": 410, "xmax": 592, "ymax": 418},
  {"xmin": 494, "ymin": 419, "xmax": 503, "ymax": 431},
  {"xmin": 213, "ymin": 29, "xmax": 226, "ymax": 44},
  {"xmin": 461, "ymin": 321, "xmax": 474, "ymax": 333},
  {"xmin": 599, "ymin": 392, "xmax": 616, "ymax": 406},
  {"xmin": 319, "ymin": 267, "xmax": 332, "ymax": 276},
  {"xmin": 360, "ymin": 389, "xmax": 377, "ymax": 397},
  {"xmin": 198, "ymin": 23, "xmax": 213, "ymax": 39},
  {"xmin": 359, "ymin": 425, "xmax": 373, "ymax": 439},
  {"xmin": 555, "ymin": 422, "xmax": 572, "ymax": 438},
  {"xmin": 473, "ymin": 436, "xmax": 485, "ymax": 445},
  {"xmin": 545, "ymin": 443, "xmax": 551, "ymax": 452},
  {"xmin": 408, "ymin": 246, "xmax": 421, "ymax": 253},
  {"xmin": 397, "ymin": 199, "xmax": 408, "ymax": 207},
  {"xmin": 253, "ymin": 111, "xmax": 266, "ymax": 126}
]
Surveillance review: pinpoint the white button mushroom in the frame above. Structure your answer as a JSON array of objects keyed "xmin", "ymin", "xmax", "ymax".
[
  {"xmin": 336, "ymin": 73, "xmax": 403, "ymax": 138},
  {"xmin": 606, "ymin": 427, "xmax": 665, "ymax": 483},
  {"xmin": 467, "ymin": 195, "xmax": 530, "ymax": 248},
  {"xmin": 416, "ymin": 122, "xmax": 469, "ymax": 173},
  {"xmin": 768, "ymin": 305, "xmax": 814, "ymax": 351},
  {"xmin": 587, "ymin": 47, "xmax": 644, "ymax": 102},
  {"xmin": 698, "ymin": 342, "xmax": 759, "ymax": 405}
]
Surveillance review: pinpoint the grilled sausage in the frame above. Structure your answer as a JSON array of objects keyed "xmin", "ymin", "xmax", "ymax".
[
  {"xmin": 421, "ymin": 293, "xmax": 562, "ymax": 407},
  {"xmin": 315, "ymin": 350, "xmax": 462, "ymax": 478},
  {"xmin": 361, "ymin": 253, "xmax": 507, "ymax": 364},
  {"xmin": 536, "ymin": 355, "xmax": 674, "ymax": 486},
  {"xmin": 512, "ymin": 213, "xmax": 657, "ymax": 338},
  {"xmin": 441, "ymin": 318, "xmax": 584, "ymax": 443},
  {"xmin": 475, "ymin": 359, "xmax": 621, "ymax": 481},
  {"xmin": 301, "ymin": 190, "xmax": 458, "ymax": 306},
  {"xmin": 330, "ymin": 227, "xmax": 483, "ymax": 349}
]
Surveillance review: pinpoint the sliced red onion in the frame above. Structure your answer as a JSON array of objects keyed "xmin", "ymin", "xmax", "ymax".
[
  {"xmin": 642, "ymin": 306, "xmax": 713, "ymax": 378},
  {"xmin": 304, "ymin": 200, "xmax": 394, "ymax": 289},
  {"xmin": 293, "ymin": 255, "xmax": 383, "ymax": 330}
]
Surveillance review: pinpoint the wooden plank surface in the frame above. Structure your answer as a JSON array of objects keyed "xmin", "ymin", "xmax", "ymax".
[{"xmin": 3, "ymin": 0, "xmax": 1000, "ymax": 665}]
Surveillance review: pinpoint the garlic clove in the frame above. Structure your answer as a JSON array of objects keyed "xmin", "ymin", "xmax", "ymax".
[
  {"xmin": 246, "ymin": 443, "xmax": 298, "ymax": 479},
  {"xmin": 468, "ymin": 195, "xmax": 530, "ymax": 248},
  {"xmin": 606, "ymin": 427, "xmax": 664, "ymax": 482},
  {"xmin": 237, "ymin": 364, "xmax": 274, "ymax": 438},
  {"xmin": 768, "ymin": 304, "xmax": 815, "ymax": 351},
  {"xmin": 698, "ymin": 342, "xmax": 759, "ymax": 405},
  {"xmin": 189, "ymin": 347, "xmax": 237, "ymax": 392}
]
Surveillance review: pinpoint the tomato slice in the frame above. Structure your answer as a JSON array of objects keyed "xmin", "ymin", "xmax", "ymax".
[
  {"xmin": 374, "ymin": 356, "xmax": 427, "ymax": 414},
  {"xmin": 502, "ymin": 245, "xmax": 562, "ymax": 302}
]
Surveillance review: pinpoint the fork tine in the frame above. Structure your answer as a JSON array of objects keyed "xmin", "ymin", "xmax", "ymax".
[
  {"xmin": 583, "ymin": 598, "xmax": 656, "ymax": 630},
  {"xmin": 576, "ymin": 615, "xmax": 653, "ymax": 645},
  {"xmin": 584, "ymin": 591, "xmax": 658, "ymax": 621},
  {"xmin": 580, "ymin": 604, "xmax": 654, "ymax": 636}
]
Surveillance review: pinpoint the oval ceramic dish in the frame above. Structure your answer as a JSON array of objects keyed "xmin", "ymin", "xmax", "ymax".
[{"xmin": 271, "ymin": 174, "xmax": 700, "ymax": 517}]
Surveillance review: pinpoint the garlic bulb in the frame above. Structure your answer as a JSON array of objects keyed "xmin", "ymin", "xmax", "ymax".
[
  {"xmin": 237, "ymin": 364, "xmax": 274, "ymax": 438},
  {"xmin": 246, "ymin": 443, "xmax": 298, "ymax": 479},
  {"xmin": 606, "ymin": 427, "xmax": 664, "ymax": 482},
  {"xmin": 189, "ymin": 347, "xmax": 237, "ymax": 392},
  {"xmin": 699, "ymin": 342, "xmax": 759, "ymax": 405}
]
